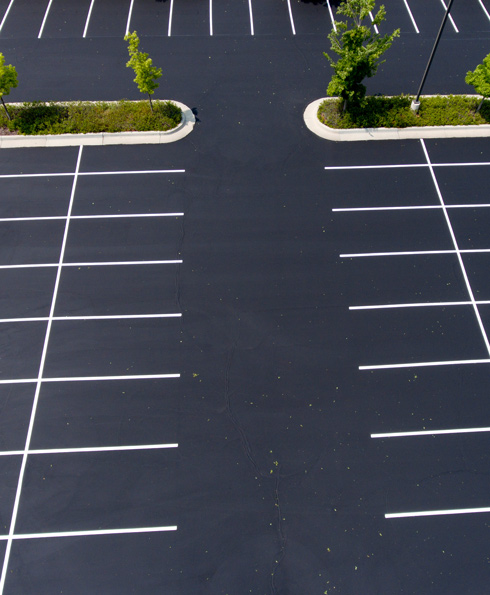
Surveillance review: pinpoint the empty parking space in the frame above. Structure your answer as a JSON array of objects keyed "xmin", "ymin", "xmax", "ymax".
[
  {"xmin": 85, "ymin": 0, "xmax": 130, "ymax": 37},
  {"xmin": 169, "ymin": 0, "xmax": 209, "ymax": 37},
  {"xmin": 251, "ymin": 0, "xmax": 292, "ymax": 36},
  {"xmin": 129, "ymin": 0, "xmax": 170, "ymax": 37},
  {"xmin": 30, "ymin": 378, "xmax": 181, "ymax": 449},
  {"xmin": 0, "ymin": 0, "xmax": 48, "ymax": 38},
  {"xmin": 290, "ymin": 0, "xmax": 332, "ymax": 36},
  {"xmin": 40, "ymin": 0, "xmax": 92, "ymax": 38},
  {"xmin": 211, "ymin": 0, "xmax": 251, "ymax": 36}
]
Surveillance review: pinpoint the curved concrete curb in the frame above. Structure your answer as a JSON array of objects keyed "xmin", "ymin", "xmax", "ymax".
[
  {"xmin": 304, "ymin": 98, "xmax": 490, "ymax": 142},
  {"xmin": 0, "ymin": 101, "xmax": 195, "ymax": 149}
]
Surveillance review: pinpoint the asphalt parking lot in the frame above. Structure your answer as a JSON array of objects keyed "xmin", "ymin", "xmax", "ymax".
[{"xmin": 1, "ymin": 0, "xmax": 490, "ymax": 594}]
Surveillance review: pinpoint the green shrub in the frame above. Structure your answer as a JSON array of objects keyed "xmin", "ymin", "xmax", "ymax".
[
  {"xmin": 318, "ymin": 95, "xmax": 490, "ymax": 129},
  {"xmin": 0, "ymin": 100, "xmax": 182, "ymax": 135}
]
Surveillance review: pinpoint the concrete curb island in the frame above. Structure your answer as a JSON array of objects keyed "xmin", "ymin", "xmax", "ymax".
[
  {"xmin": 0, "ymin": 101, "xmax": 195, "ymax": 149},
  {"xmin": 304, "ymin": 98, "xmax": 490, "ymax": 142}
]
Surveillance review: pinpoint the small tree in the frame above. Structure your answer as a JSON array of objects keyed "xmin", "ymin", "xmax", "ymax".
[
  {"xmin": 0, "ymin": 53, "xmax": 18, "ymax": 121},
  {"xmin": 124, "ymin": 31, "xmax": 162, "ymax": 113},
  {"xmin": 324, "ymin": 0, "xmax": 399, "ymax": 111},
  {"xmin": 466, "ymin": 53, "xmax": 490, "ymax": 113}
]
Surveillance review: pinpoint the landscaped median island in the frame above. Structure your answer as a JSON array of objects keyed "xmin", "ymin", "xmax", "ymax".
[
  {"xmin": 304, "ymin": 96, "xmax": 490, "ymax": 142},
  {"xmin": 0, "ymin": 100, "xmax": 196, "ymax": 148}
]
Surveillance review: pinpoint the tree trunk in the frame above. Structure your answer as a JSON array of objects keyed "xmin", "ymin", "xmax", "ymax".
[
  {"xmin": 0, "ymin": 96, "xmax": 11, "ymax": 121},
  {"xmin": 148, "ymin": 94, "xmax": 154, "ymax": 114},
  {"xmin": 476, "ymin": 97, "xmax": 485, "ymax": 113}
]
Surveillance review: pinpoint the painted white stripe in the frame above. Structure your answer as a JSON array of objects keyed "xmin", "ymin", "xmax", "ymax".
[
  {"xmin": 421, "ymin": 139, "xmax": 490, "ymax": 355},
  {"xmin": 0, "ymin": 0, "xmax": 15, "ymax": 33},
  {"xmin": 386, "ymin": 507, "xmax": 490, "ymax": 519},
  {"xmin": 0, "ymin": 443, "xmax": 179, "ymax": 457},
  {"xmin": 340, "ymin": 249, "xmax": 455, "ymax": 258},
  {"xmin": 248, "ymin": 0, "xmax": 254, "ymax": 35},
  {"xmin": 83, "ymin": 0, "xmax": 95, "ymax": 37},
  {"xmin": 168, "ymin": 0, "xmax": 174, "ymax": 35},
  {"xmin": 0, "ymin": 314, "xmax": 182, "ymax": 324},
  {"xmin": 350, "ymin": 301, "xmax": 475, "ymax": 311},
  {"xmin": 478, "ymin": 0, "xmax": 490, "ymax": 22},
  {"xmin": 372, "ymin": 427, "xmax": 490, "ymax": 438},
  {"xmin": 0, "ymin": 213, "xmax": 184, "ymax": 223},
  {"xmin": 38, "ymin": 0, "xmax": 54, "ymax": 38},
  {"xmin": 402, "ymin": 0, "xmax": 419, "ymax": 33},
  {"xmin": 340, "ymin": 248, "xmax": 490, "ymax": 258},
  {"xmin": 368, "ymin": 11, "xmax": 379, "ymax": 34},
  {"xmin": 333, "ymin": 203, "xmax": 490, "ymax": 212},
  {"xmin": 0, "ymin": 260, "xmax": 183, "ymax": 271},
  {"xmin": 126, "ymin": 0, "xmax": 135, "ymax": 36},
  {"xmin": 439, "ymin": 0, "xmax": 458, "ymax": 32},
  {"xmin": 286, "ymin": 0, "xmax": 296, "ymax": 34},
  {"xmin": 360, "ymin": 359, "xmax": 490, "ymax": 370},
  {"xmin": 0, "ymin": 169, "xmax": 184, "ymax": 180},
  {"xmin": 325, "ymin": 162, "xmax": 490, "ymax": 171},
  {"xmin": 0, "ymin": 374, "xmax": 180, "ymax": 385},
  {"xmin": 326, "ymin": 0, "xmax": 337, "ymax": 32},
  {"xmin": 209, "ymin": 0, "xmax": 213, "ymax": 35},
  {"xmin": 0, "ymin": 526, "xmax": 177, "ymax": 541},
  {"xmin": 0, "ymin": 146, "xmax": 84, "ymax": 595}
]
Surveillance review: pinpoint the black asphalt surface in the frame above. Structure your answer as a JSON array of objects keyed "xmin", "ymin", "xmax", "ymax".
[{"xmin": 1, "ymin": 1, "xmax": 490, "ymax": 594}]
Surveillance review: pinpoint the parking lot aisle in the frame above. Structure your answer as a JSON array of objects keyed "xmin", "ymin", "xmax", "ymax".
[
  {"xmin": 0, "ymin": 0, "xmax": 48, "ymax": 38},
  {"xmin": 289, "ymin": 0, "xmax": 331, "ymax": 36},
  {"xmin": 406, "ymin": 0, "xmax": 458, "ymax": 36},
  {"xmin": 39, "ymin": 0, "xmax": 92, "ymax": 38},
  {"xmin": 129, "ymin": 0, "xmax": 170, "ymax": 37},
  {"xmin": 251, "ymin": 0, "xmax": 291, "ymax": 36},
  {"xmin": 85, "ymin": 0, "xmax": 131, "ymax": 37},
  {"xmin": 169, "ymin": 0, "xmax": 209, "ymax": 37},
  {"xmin": 211, "ymin": 0, "xmax": 250, "ymax": 36}
]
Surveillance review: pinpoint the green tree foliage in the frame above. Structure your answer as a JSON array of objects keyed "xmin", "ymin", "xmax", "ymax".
[
  {"xmin": 466, "ymin": 53, "xmax": 490, "ymax": 112},
  {"xmin": 324, "ymin": 0, "xmax": 399, "ymax": 110},
  {"xmin": 0, "ymin": 53, "xmax": 18, "ymax": 121},
  {"xmin": 124, "ymin": 31, "xmax": 162, "ymax": 113}
]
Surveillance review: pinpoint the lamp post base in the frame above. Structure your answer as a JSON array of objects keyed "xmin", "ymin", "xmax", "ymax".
[{"xmin": 411, "ymin": 100, "xmax": 420, "ymax": 113}]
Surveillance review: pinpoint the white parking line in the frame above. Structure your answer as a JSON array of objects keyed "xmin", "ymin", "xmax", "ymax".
[
  {"xmin": 168, "ymin": 0, "xmax": 174, "ymax": 36},
  {"xmin": 360, "ymin": 358, "xmax": 490, "ymax": 370},
  {"xmin": 350, "ymin": 301, "xmax": 479, "ymax": 311},
  {"xmin": 0, "ymin": 526, "xmax": 177, "ymax": 541},
  {"xmin": 209, "ymin": 0, "xmax": 213, "ymax": 35},
  {"xmin": 0, "ymin": 443, "xmax": 178, "ymax": 457},
  {"xmin": 0, "ymin": 0, "xmax": 15, "ymax": 33},
  {"xmin": 83, "ymin": 0, "xmax": 95, "ymax": 38},
  {"xmin": 126, "ymin": 0, "xmax": 135, "ymax": 36},
  {"xmin": 0, "ymin": 374, "xmax": 181, "ymax": 385},
  {"xmin": 0, "ymin": 169, "xmax": 185, "ymax": 180},
  {"xmin": 402, "ymin": 0, "xmax": 419, "ymax": 33},
  {"xmin": 325, "ymin": 162, "xmax": 490, "ymax": 171},
  {"xmin": 372, "ymin": 427, "xmax": 490, "ymax": 438},
  {"xmin": 0, "ymin": 260, "xmax": 183, "ymax": 270},
  {"xmin": 286, "ymin": 0, "xmax": 296, "ymax": 35},
  {"xmin": 38, "ymin": 0, "xmax": 54, "ymax": 38},
  {"xmin": 333, "ymin": 204, "xmax": 490, "ymax": 212},
  {"xmin": 369, "ymin": 11, "xmax": 379, "ymax": 34},
  {"xmin": 0, "ymin": 314, "xmax": 182, "ymax": 324},
  {"xmin": 386, "ymin": 506, "xmax": 490, "ymax": 519},
  {"xmin": 326, "ymin": 0, "xmax": 336, "ymax": 32},
  {"xmin": 341, "ymin": 248, "xmax": 490, "ymax": 258},
  {"xmin": 248, "ymin": 0, "xmax": 254, "ymax": 35},
  {"xmin": 439, "ymin": 0, "xmax": 458, "ymax": 32},
  {"xmin": 0, "ymin": 213, "xmax": 184, "ymax": 223},
  {"xmin": 478, "ymin": 0, "xmax": 490, "ymax": 21}
]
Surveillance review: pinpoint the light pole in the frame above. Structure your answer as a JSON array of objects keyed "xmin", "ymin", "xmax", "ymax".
[{"xmin": 411, "ymin": 0, "xmax": 456, "ymax": 112}]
